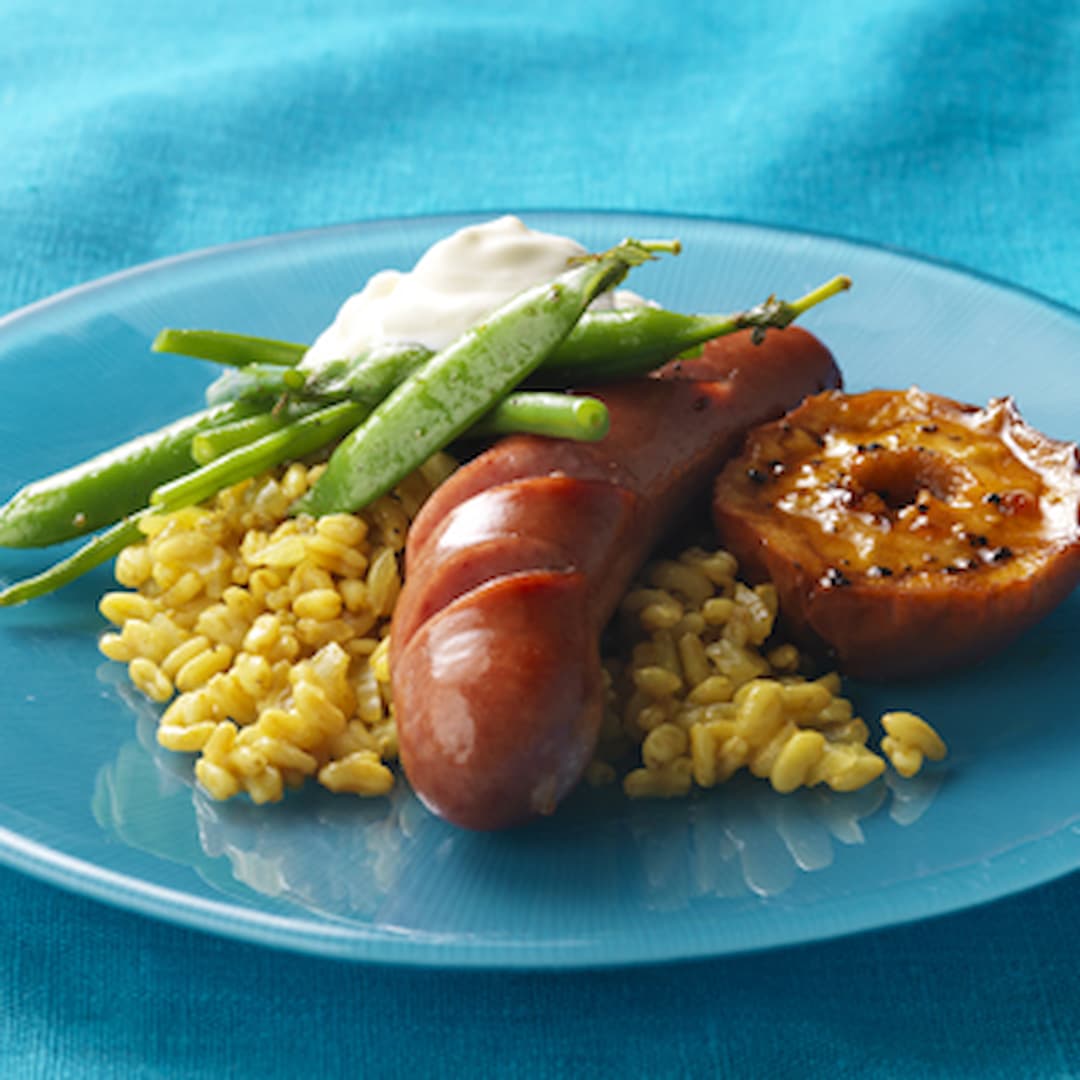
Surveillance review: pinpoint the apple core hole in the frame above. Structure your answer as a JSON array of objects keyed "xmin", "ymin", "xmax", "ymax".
[{"xmin": 850, "ymin": 450, "xmax": 960, "ymax": 510}]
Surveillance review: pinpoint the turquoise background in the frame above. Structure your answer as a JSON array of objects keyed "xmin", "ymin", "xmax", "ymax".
[{"xmin": 2, "ymin": 2, "xmax": 1079, "ymax": 1076}]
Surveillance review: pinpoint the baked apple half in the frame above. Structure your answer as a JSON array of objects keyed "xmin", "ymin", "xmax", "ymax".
[{"xmin": 712, "ymin": 387, "xmax": 1080, "ymax": 679}]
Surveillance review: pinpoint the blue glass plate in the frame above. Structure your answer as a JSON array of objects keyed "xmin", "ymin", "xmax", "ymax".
[{"xmin": 0, "ymin": 212, "xmax": 1077, "ymax": 968}]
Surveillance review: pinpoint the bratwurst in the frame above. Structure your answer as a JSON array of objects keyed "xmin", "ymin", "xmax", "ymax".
[{"xmin": 390, "ymin": 326, "xmax": 842, "ymax": 829}]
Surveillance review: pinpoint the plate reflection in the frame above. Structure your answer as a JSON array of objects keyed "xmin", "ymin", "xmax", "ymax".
[{"xmin": 92, "ymin": 661, "xmax": 944, "ymax": 930}]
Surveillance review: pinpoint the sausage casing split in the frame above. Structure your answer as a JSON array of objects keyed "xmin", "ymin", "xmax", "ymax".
[{"xmin": 390, "ymin": 327, "xmax": 842, "ymax": 829}]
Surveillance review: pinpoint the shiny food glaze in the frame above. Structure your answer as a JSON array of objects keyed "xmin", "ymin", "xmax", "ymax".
[
  {"xmin": 723, "ymin": 387, "xmax": 1079, "ymax": 589},
  {"xmin": 714, "ymin": 387, "xmax": 1080, "ymax": 678}
]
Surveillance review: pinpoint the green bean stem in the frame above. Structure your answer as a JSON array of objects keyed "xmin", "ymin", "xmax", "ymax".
[
  {"xmin": 470, "ymin": 392, "xmax": 610, "ymax": 441},
  {"xmin": 293, "ymin": 238, "xmax": 671, "ymax": 516},
  {"xmin": 539, "ymin": 274, "xmax": 853, "ymax": 383},
  {"xmin": 152, "ymin": 329, "xmax": 306, "ymax": 367},
  {"xmin": 734, "ymin": 273, "xmax": 852, "ymax": 344}
]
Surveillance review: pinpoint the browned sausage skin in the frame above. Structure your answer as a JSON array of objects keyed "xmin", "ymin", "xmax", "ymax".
[{"xmin": 391, "ymin": 327, "xmax": 842, "ymax": 830}]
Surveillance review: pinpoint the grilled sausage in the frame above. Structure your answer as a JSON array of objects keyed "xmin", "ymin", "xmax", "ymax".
[{"xmin": 390, "ymin": 327, "xmax": 842, "ymax": 829}]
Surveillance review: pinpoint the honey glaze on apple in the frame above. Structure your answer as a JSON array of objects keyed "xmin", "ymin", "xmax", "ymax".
[
  {"xmin": 713, "ymin": 387, "xmax": 1080, "ymax": 678},
  {"xmin": 734, "ymin": 388, "xmax": 1078, "ymax": 587}
]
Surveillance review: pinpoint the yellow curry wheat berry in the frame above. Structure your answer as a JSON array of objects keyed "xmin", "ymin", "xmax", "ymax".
[
  {"xmin": 98, "ymin": 452, "xmax": 456, "ymax": 804},
  {"xmin": 600, "ymin": 545, "xmax": 947, "ymax": 798},
  {"xmin": 881, "ymin": 710, "xmax": 949, "ymax": 778}
]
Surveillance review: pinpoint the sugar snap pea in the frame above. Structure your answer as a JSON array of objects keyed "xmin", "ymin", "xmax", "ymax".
[
  {"xmin": 293, "ymin": 238, "xmax": 674, "ymax": 517},
  {"xmin": 182, "ymin": 275, "xmax": 851, "ymax": 412},
  {"xmin": 0, "ymin": 401, "xmax": 257, "ymax": 548},
  {"xmin": 0, "ymin": 234, "xmax": 853, "ymax": 606},
  {"xmin": 537, "ymin": 274, "xmax": 853, "ymax": 383},
  {"xmin": 195, "ymin": 391, "xmax": 609, "ymax": 464},
  {"xmin": 0, "ymin": 403, "xmax": 358, "ymax": 606},
  {"xmin": 0, "ymin": 403, "xmax": 352, "ymax": 605}
]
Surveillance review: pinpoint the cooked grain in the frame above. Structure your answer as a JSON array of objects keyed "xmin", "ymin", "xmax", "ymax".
[{"xmin": 101, "ymin": 462, "xmax": 945, "ymax": 807}]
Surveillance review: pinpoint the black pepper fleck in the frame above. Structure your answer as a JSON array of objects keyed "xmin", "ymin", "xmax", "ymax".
[
  {"xmin": 821, "ymin": 567, "xmax": 851, "ymax": 588},
  {"xmin": 867, "ymin": 565, "xmax": 894, "ymax": 578},
  {"xmin": 945, "ymin": 558, "xmax": 977, "ymax": 574},
  {"xmin": 991, "ymin": 546, "xmax": 1014, "ymax": 562},
  {"xmin": 746, "ymin": 467, "xmax": 767, "ymax": 485}
]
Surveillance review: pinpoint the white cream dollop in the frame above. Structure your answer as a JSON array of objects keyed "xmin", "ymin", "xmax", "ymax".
[{"xmin": 302, "ymin": 215, "xmax": 644, "ymax": 367}]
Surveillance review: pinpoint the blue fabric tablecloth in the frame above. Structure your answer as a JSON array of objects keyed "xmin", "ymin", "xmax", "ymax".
[{"xmin": 2, "ymin": 2, "xmax": 1078, "ymax": 1076}]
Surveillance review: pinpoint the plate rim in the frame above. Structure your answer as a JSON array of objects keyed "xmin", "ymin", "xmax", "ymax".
[
  {"xmin": 3, "ymin": 814, "xmax": 1077, "ymax": 970},
  {"xmin": 2, "ymin": 209, "xmax": 1079, "ymax": 969},
  {"xmin": 4, "ymin": 207, "xmax": 1080, "ymax": 334}
]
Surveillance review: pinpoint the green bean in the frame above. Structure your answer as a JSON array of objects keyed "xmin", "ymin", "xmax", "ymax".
[
  {"xmin": 189, "ymin": 276, "xmax": 849, "ymax": 410},
  {"xmin": 152, "ymin": 329, "xmax": 306, "ymax": 367},
  {"xmin": 0, "ymin": 517, "xmax": 147, "ymax": 606},
  {"xmin": 0, "ymin": 403, "xmax": 365, "ymax": 605},
  {"xmin": 204, "ymin": 363, "xmax": 299, "ymax": 407},
  {"xmin": 190, "ymin": 405, "xmax": 323, "ymax": 464},
  {"xmin": 0, "ymin": 388, "xmax": 613, "ymax": 605},
  {"xmin": 150, "ymin": 401, "xmax": 367, "ymax": 511},
  {"xmin": 299, "ymin": 343, "xmax": 433, "ymax": 405},
  {"xmin": 469, "ymin": 392, "xmax": 609, "ymax": 441},
  {"xmin": 203, "ymin": 344, "xmax": 428, "ymax": 411},
  {"xmin": 196, "ymin": 386, "xmax": 605, "ymax": 468},
  {"xmin": 0, "ymin": 401, "xmax": 258, "ymax": 549},
  {"xmin": 195, "ymin": 389, "xmax": 611, "ymax": 463},
  {"xmin": 293, "ymin": 238, "xmax": 674, "ymax": 516},
  {"xmin": 0, "ymin": 246, "xmax": 851, "ymax": 603},
  {"xmin": 165, "ymin": 331, "xmax": 432, "ymax": 403},
  {"xmin": 290, "ymin": 276, "xmax": 850, "ymax": 408}
]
